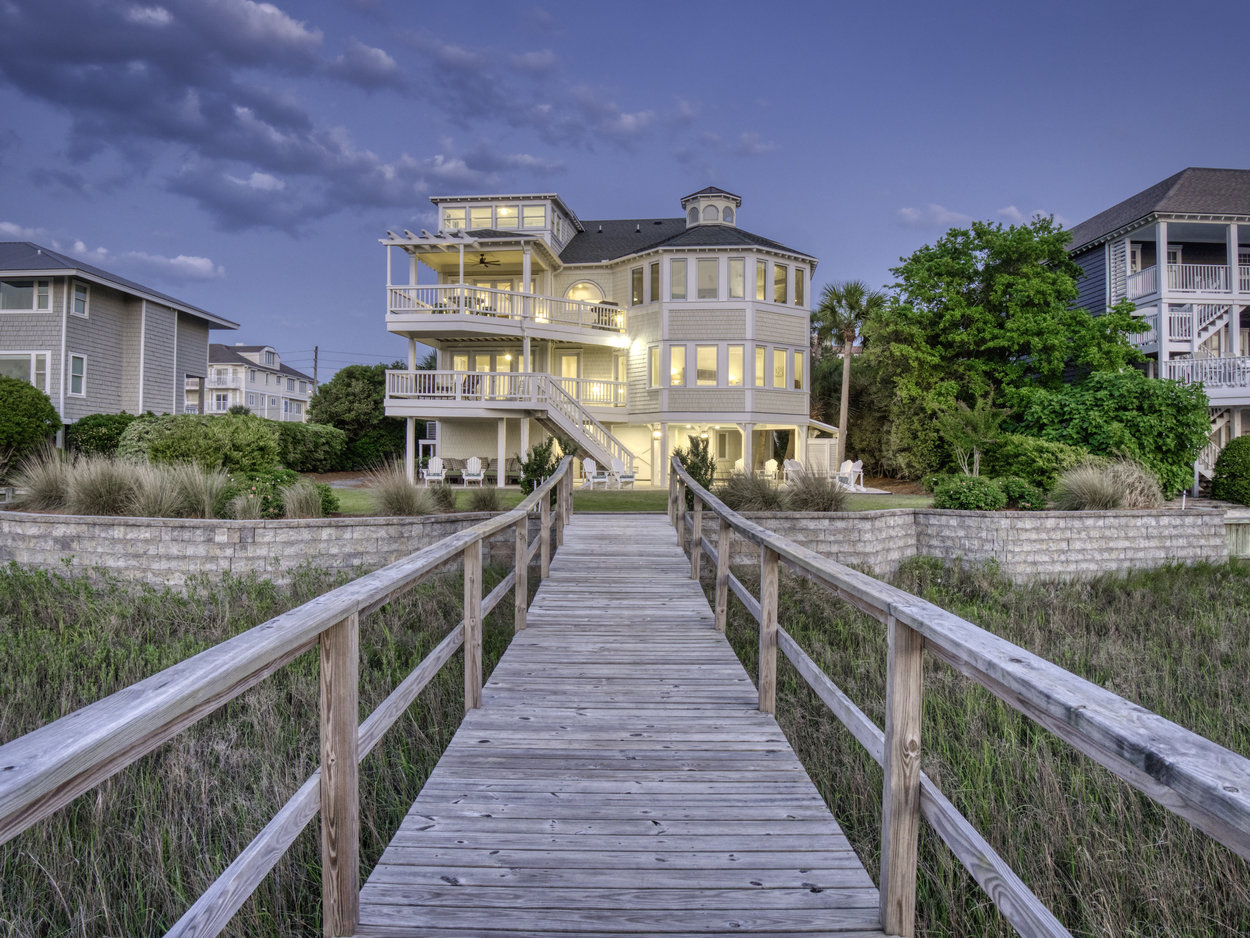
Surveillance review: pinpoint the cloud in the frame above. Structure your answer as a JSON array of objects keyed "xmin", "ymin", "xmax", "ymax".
[
  {"xmin": 124, "ymin": 5, "xmax": 173, "ymax": 27},
  {"xmin": 735, "ymin": 132, "xmax": 777, "ymax": 156},
  {"xmin": 123, "ymin": 250, "xmax": 225, "ymax": 282},
  {"xmin": 897, "ymin": 203, "xmax": 974, "ymax": 228},
  {"xmin": 0, "ymin": 220, "xmax": 51, "ymax": 240},
  {"xmin": 997, "ymin": 204, "xmax": 1067, "ymax": 227},
  {"xmin": 330, "ymin": 38, "xmax": 403, "ymax": 89},
  {"xmin": 510, "ymin": 49, "xmax": 556, "ymax": 74}
]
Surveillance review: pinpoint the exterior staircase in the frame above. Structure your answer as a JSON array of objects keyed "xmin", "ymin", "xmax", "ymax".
[
  {"xmin": 1198, "ymin": 407, "xmax": 1233, "ymax": 480},
  {"xmin": 534, "ymin": 377, "xmax": 634, "ymax": 471},
  {"xmin": 1194, "ymin": 303, "xmax": 1233, "ymax": 346}
]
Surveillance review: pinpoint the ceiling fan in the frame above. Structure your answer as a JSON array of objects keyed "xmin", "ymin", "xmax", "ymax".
[{"xmin": 476, "ymin": 253, "xmax": 500, "ymax": 267}]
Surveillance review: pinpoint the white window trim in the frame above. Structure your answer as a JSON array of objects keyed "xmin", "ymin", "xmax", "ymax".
[
  {"xmin": 71, "ymin": 280, "xmax": 90, "ymax": 318},
  {"xmin": 68, "ymin": 353, "xmax": 87, "ymax": 397},
  {"xmin": 0, "ymin": 350, "xmax": 52, "ymax": 392},
  {"xmin": 0, "ymin": 278, "xmax": 53, "ymax": 313}
]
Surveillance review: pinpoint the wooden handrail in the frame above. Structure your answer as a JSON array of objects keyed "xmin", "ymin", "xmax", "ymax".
[
  {"xmin": 0, "ymin": 457, "xmax": 573, "ymax": 938},
  {"xmin": 669, "ymin": 456, "xmax": 1250, "ymax": 938}
]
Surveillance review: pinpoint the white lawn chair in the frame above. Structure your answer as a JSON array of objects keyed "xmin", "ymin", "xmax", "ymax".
[
  {"xmin": 423, "ymin": 455, "xmax": 445, "ymax": 486},
  {"xmin": 836, "ymin": 459, "xmax": 854, "ymax": 486},
  {"xmin": 463, "ymin": 456, "xmax": 485, "ymax": 486},
  {"xmin": 609, "ymin": 457, "xmax": 635, "ymax": 489},
  {"xmin": 783, "ymin": 459, "xmax": 804, "ymax": 484},
  {"xmin": 581, "ymin": 458, "xmax": 609, "ymax": 488},
  {"xmin": 849, "ymin": 460, "xmax": 864, "ymax": 489},
  {"xmin": 763, "ymin": 458, "xmax": 779, "ymax": 481},
  {"xmin": 733, "ymin": 458, "xmax": 744, "ymax": 475}
]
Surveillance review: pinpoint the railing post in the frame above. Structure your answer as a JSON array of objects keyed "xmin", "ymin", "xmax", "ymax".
[
  {"xmin": 320, "ymin": 612, "xmax": 359, "ymax": 937},
  {"xmin": 690, "ymin": 496, "xmax": 703, "ymax": 580},
  {"xmin": 464, "ymin": 541, "xmax": 483, "ymax": 710},
  {"xmin": 715, "ymin": 517, "xmax": 730, "ymax": 633},
  {"xmin": 514, "ymin": 516, "xmax": 527, "ymax": 632},
  {"xmin": 879, "ymin": 611, "xmax": 923, "ymax": 938},
  {"xmin": 676, "ymin": 481, "xmax": 686, "ymax": 550},
  {"xmin": 557, "ymin": 470, "xmax": 568, "ymax": 547},
  {"xmin": 540, "ymin": 489, "xmax": 551, "ymax": 579},
  {"xmin": 667, "ymin": 470, "xmax": 676, "ymax": 525},
  {"xmin": 758, "ymin": 547, "xmax": 778, "ymax": 714}
]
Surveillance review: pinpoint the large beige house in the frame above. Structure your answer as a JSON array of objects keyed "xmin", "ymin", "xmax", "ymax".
[
  {"xmin": 184, "ymin": 344, "xmax": 314, "ymax": 422},
  {"xmin": 381, "ymin": 187, "xmax": 823, "ymax": 484}
]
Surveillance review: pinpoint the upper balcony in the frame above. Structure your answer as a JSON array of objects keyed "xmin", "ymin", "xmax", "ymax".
[
  {"xmin": 1163, "ymin": 355, "xmax": 1250, "ymax": 404},
  {"xmin": 386, "ymin": 284, "xmax": 627, "ymax": 348},
  {"xmin": 1126, "ymin": 264, "xmax": 1250, "ymax": 301}
]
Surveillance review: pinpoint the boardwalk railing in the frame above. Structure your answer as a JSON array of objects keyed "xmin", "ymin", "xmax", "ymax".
[
  {"xmin": 668, "ymin": 457, "xmax": 1250, "ymax": 938},
  {"xmin": 0, "ymin": 457, "xmax": 576, "ymax": 938}
]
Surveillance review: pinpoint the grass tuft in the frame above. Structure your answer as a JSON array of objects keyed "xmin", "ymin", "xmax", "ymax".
[
  {"xmin": 716, "ymin": 471, "xmax": 789, "ymax": 511},
  {"xmin": 787, "ymin": 472, "xmax": 849, "ymax": 511},
  {"xmin": 128, "ymin": 462, "xmax": 186, "ymax": 517},
  {"xmin": 467, "ymin": 486, "xmax": 503, "ymax": 512},
  {"xmin": 10, "ymin": 444, "xmax": 70, "ymax": 510},
  {"xmin": 427, "ymin": 481, "xmax": 458, "ymax": 512},
  {"xmin": 65, "ymin": 455, "xmax": 137, "ymax": 516},
  {"xmin": 1052, "ymin": 459, "xmax": 1163, "ymax": 510},
  {"xmin": 171, "ymin": 462, "xmax": 230, "ymax": 518},
  {"xmin": 281, "ymin": 481, "xmax": 324, "ymax": 518},
  {"xmin": 367, "ymin": 464, "xmax": 432, "ymax": 516}
]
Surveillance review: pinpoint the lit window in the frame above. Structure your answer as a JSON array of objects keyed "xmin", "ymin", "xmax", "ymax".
[
  {"xmin": 566, "ymin": 280, "xmax": 605, "ymax": 303},
  {"xmin": 0, "ymin": 352, "xmax": 48, "ymax": 390},
  {"xmin": 687, "ymin": 207, "xmax": 699, "ymax": 224},
  {"xmin": 755, "ymin": 261, "xmax": 767, "ymax": 301},
  {"xmin": 469, "ymin": 207, "xmax": 492, "ymax": 228},
  {"xmin": 697, "ymin": 259, "xmax": 717, "ymax": 299},
  {"xmin": 728, "ymin": 259, "xmax": 744, "ymax": 299},
  {"xmin": 723, "ymin": 206, "xmax": 735, "ymax": 224},
  {"xmin": 649, "ymin": 346, "xmax": 659, "ymax": 387},
  {"xmin": 755, "ymin": 346, "xmax": 765, "ymax": 387},
  {"xmin": 794, "ymin": 268, "xmax": 805, "ymax": 307},
  {"xmin": 794, "ymin": 351, "xmax": 803, "ymax": 390},
  {"xmin": 631, "ymin": 268, "xmax": 644, "ymax": 306},
  {"xmin": 649, "ymin": 262, "xmax": 659, "ymax": 302},
  {"xmin": 453, "ymin": 353, "xmax": 469, "ymax": 371},
  {"xmin": 696, "ymin": 346, "xmax": 717, "ymax": 385},
  {"xmin": 69, "ymin": 354, "xmax": 85, "ymax": 395},
  {"xmin": 670, "ymin": 346, "xmax": 686, "ymax": 386},
  {"xmin": 670, "ymin": 259, "xmax": 687, "ymax": 300},
  {"xmin": 702, "ymin": 205, "xmax": 719, "ymax": 222},
  {"xmin": 728, "ymin": 345, "xmax": 743, "ymax": 387},
  {"xmin": 773, "ymin": 348, "xmax": 786, "ymax": 388},
  {"xmin": 522, "ymin": 204, "xmax": 546, "ymax": 228},
  {"xmin": 71, "ymin": 281, "xmax": 89, "ymax": 317},
  {"xmin": 443, "ymin": 208, "xmax": 466, "ymax": 229},
  {"xmin": 773, "ymin": 264, "xmax": 788, "ymax": 304},
  {"xmin": 496, "ymin": 205, "xmax": 519, "ymax": 229}
]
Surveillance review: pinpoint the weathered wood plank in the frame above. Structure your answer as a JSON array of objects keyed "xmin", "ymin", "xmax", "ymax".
[{"xmin": 320, "ymin": 614, "xmax": 360, "ymax": 936}]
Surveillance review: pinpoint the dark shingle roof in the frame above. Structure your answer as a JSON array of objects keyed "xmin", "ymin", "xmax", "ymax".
[
  {"xmin": 0, "ymin": 241, "xmax": 237, "ymax": 328},
  {"xmin": 1067, "ymin": 168, "xmax": 1250, "ymax": 252},
  {"xmin": 559, "ymin": 218, "xmax": 813, "ymax": 264},
  {"xmin": 209, "ymin": 344, "xmax": 313, "ymax": 381},
  {"xmin": 682, "ymin": 185, "xmax": 741, "ymax": 201}
]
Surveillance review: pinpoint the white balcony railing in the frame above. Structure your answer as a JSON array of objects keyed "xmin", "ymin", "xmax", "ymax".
[
  {"xmin": 1168, "ymin": 263, "xmax": 1230, "ymax": 293},
  {"xmin": 387, "ymin": 284, "xmax": 625, "ymax": 334},
  {"xmin": 1126, "ymin": 266, "xmax": 1158, "ymax": 300},
  {"xmin": 1163, "ymin": 356, "xmax": 1250, "ymax": 388},
  {"xmin": 386, "ymin": 370, "xmax": 627, "ymax": 409},
  {"xmin": 1128, "ymin": 313, "xmax": 1158, "ymax": 348},
  {"xmin": 1169, "ymin": 313, "xmax": 1193, "ymax": 341},
  {"xmin": 1241, "ymin": 265, "xmax": 1250, "ymax": 292}
]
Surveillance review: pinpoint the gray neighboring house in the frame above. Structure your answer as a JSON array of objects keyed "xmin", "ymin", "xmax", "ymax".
[
  {"xmin": 1067, "ymin": 168, "xmax": 1250, "ymax": 477},
  {"xmin": 0, "ymin": 242, "xmax": 238, "ymax": 426}
]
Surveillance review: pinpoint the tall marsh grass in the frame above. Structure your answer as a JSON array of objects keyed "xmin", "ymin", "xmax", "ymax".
[
  {"xmin": 710, "ymin": 558, "xmax": 1250, "ymax": 936},
  {"xmin": 0, "ymin": 560, "xmax": 522, "ymax": 938},
  {"xmin": 367, "ymin": 464, "xmax": 432, "ymax": 516}
]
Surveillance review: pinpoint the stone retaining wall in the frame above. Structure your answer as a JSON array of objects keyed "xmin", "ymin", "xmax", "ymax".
[{"xmin": 0, "ymin": 511, "xmax": 533, "ymax": 587}]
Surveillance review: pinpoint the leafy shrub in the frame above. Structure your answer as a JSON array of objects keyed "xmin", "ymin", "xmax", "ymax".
[
  {"xmin": 169, "ymin": 463, "xmax": 230, "ymax": 519},
  {"xmin": 222, "ymin": 468, "xmax": 299, "ymax": 518},
  {"xmin": 997, "ymin": 475, "xmax": 1047, "ymax": 511},
  {"xmin": 468, "ymin": 486, "xmax": 502, "ymax": 512},
  {"xmin": 519, "ymin": 438, "xmax": 559, "ymax": 494},
  {"xmin": 66, "ymin": 412, "xmax": 138, "ymax": 457},
  {"xmin": 716, "ymin": 472, "xmax": 789, "ymax": 512},
  {"xmin": 118, "ymin": 414, "xmax": 280, "ymax": 473},
  {"xmin": 1051, "ymin": 460, "xmax": 1162, "ymax": 510},
  {"xmin": 66, "ymin": 456, "xmax": 138, "ymax": 516},
  {"xmin": 346, "ymin": 425, "xmax": 404, "ymax": 471},
  {"xmin": 932, "ymin": 475, "xmax": 1007, "ymax": 511},
  {"xmin": 116, "ymin": 414, "xmax": 182, "ymax": 462},
  {"xmin": 316, "ymin": 482, "xmax": 340, "ymax": 516},
  {"xmin": 276, "ymin": 421, "xmax": 348, "ymax": 473},
  {"xmin": 1211, "ymin": 436, "xmax": 1250, "ymax": 506},
  {"xmin": 428, "ymin": 482, "xmax": 457, "ymax": 512},
  {"xmin": 281, "ymin": 481, "xmax": 324, "ymax": 518},
  {"xmin": 0, "ymin": 376, "xmax": 60, "ymax": 480},
  {"xmin": 128, "ymin": 463, "xmax": 185, "ymax": 518},
  {"xmin": 979, "ymin": 433, "xmax": 1097, "ymax": 491},
  {"xmin": 923, "ymin": 472, "xmax": 958, "ymax": 494},
  {"xmin": 11, "ymin": 445, "xmax": 70, "ymax": 510},
  {"xmin": 367, "ymin": 464, "xmax": 432, "ymax": 516},
  {"xmin": 788, "ymin": 473, "xmax": 848, "ymax": 512},
  {"xmin": 674, "ymin": 436, "xmax": 715, "ymax": 507}
]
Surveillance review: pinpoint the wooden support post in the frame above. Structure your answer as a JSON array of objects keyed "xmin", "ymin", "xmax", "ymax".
[
  {"xmin": 690, "ymin": 497, "xmax": 703, "ymax": 580},
  {"xmin": 514, "ymin": 517, "xmax": 527, "ymax": 632},
  {"xmin": 715, "ymin": 517, "xmax": 730, "ymax": 633},
  {"xmin": 556, "ymin": 472, "xmax": 567, "ymax": 548},
  {"xmin": 668, "ymin": 469, "xmax": 677, "ymax": 525},
  {"xmin": 758, "ymin": 547, "xmax": 778, "ymax": 714},
  {"xmin": 880, "ymin": 612, "xmax": 923, "ymax": 937},
  {"xmin": 320, "ymin": 613, "xmax": 359, "ymax": 937},
  {"xmin": 540, "ymin": 491, "xmax": 551, "ymax": 579},
  {"xmin": 463, "ymin": 541, "xmax": 483, "ymax": 710}
]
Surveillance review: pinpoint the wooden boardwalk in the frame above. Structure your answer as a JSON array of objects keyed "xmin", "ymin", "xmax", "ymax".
[{"xmin": 354, "ymin": 513, "xmax": 885, "ymax": 937}]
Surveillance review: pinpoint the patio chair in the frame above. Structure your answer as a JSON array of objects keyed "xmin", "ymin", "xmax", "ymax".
[
  {"xmin": 609, "ymin": 457, "xmax": 635, "ymax": 489},
  {"xmin": 733, "ymin": 458, "xmax": 744, "ymax": 475},
  {"xmin": 763, "ymin": 458, "xmax": 779, "ymax": 481},
  {"xmin": 463, "ymin": 456, "xmax": 485, "ymax": 486},
  {"xmin": 849, "ymin": 460, "xmax": 864, "ymax": 489},
  {"xmin": 836, "ymin": 459, "xmax": 854, "ymax": 486},
  {"xmin": 582, "ymin": 458, "xmax": 609, "ymax": 488},
  {"xmin": 423, "ymin": 456, "xmax": 445, "ymax": 486},
  {"xmin": 783, "ymin": 458, "xmax": 804, "ymax": 484}
]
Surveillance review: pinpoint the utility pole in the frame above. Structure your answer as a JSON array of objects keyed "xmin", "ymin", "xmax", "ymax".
[{"xmin": 313, "ymin": 345, "xmax": 319, "ymax": 389}]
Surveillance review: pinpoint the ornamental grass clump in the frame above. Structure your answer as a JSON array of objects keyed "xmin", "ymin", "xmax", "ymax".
[
  {"xmin": 11, "ymin": 445, "xmax": 70, "ymax": 511},
  {"xmin": 716, "ymin": 471, "xmax": 789, "ymax": 512},
  {"xmin": 128, "ymin": 463, "xmax": 185, "ymax": 518},
  {"xmin": 788, "ymin": 472, "xmax": 848, "ymax": 512},
  {"xmin": 468, "ymin": 486, "xmax": 502, "ymax": 512},
  {"xmin": 1051, "ymin": 460, "xmax": 1162, "ymax": 510},
  {"xmin": 280, "ymin": 481, "xmax": 324, "ymax": 519},
  {"xmin": 368, "ymin": 464, "xmax": 432, "ymax": 516},
  {"xmin": 66, "ymin": 455, "xmax": 138, "ymax": 516},
  {"xmin": 428, "ymin": 481, "xmax": 458, "ymax": 512},
  {"xmin": 170, "ymin": 463, "xmax": 230, "ymax": 519}
]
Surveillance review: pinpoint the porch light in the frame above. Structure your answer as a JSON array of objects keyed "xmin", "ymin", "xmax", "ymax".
[{"xmin": 652, "ymin": 430, "xmax": 661, "ymax": 440}]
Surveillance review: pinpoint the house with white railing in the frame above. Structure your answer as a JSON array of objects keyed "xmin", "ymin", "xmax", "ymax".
[
  {"xmin": 381, "ymin": 187, "xmax": 821, "ymax": 484},
  {"xmin": 1068, "ymin": 168, "xmax": 1250, "ymax": 477},
  {"xmin": 184, "ymin": 344, "xmax": 313, "ymax": 422}
]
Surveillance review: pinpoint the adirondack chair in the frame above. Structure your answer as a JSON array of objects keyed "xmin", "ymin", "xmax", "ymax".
[
  {"xmin": 582, "ymin": 458, "xmax": 609, "ymax": 488},
  {"xmin": 849, "ymin": 460, "xmax": 864, "ymax": 489},
  {"xmin": 733, "ymin": 458, "xmax": 744, "ymax": 475},
  {"xmin": 763, "ymin": 458, "xmax": 779, "ymax": 481},
  {"xmin": 609, "ymin": 457, "xmax": 635, "ymax": 489},
  {"xmin": 463, "ymin": 456, "xmax": 485, "ymax": 486},
  {"xmin": 836, "ymin": 459, "xmax": 854, "ymax": 486},
  {"xmin": 783, "ymin": 459, "xmax": 804, "ymax": 484},
  {"xmin": 423, "ymin": 456, "xmax": 446, "ymax": 486}
]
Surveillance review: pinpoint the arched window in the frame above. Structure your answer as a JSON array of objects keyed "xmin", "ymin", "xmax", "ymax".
[
  {"xmin": 687, "ymin": 207, "xmax": 699, "ymax": 224},
  {"xmin": 702, "ymin": 205, "xmax": 719, "ymax": 222},
  {"xmin": 722, "ymin": 206, "xmax": 735, "ymax": 224},
  {"xmin": 565, "ymin": 280, "xmax": 605, "ymax": 304}
]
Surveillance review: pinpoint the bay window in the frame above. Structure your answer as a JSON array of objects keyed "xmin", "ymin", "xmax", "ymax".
[
  {"xmin": 772, "ymin": 348, "xmax": 786, "ymax": 388},
  {"xmin": 669, "ymin": 346, "xmax": 686, "ymax": 386},
  {"xmin": 773, "ymin": 264, "xmax": 788, "ymax": 304},
  {"xmin": 670, "ymin": 259, "xmax": 687, "ymax": 300},
  {"xmin": 755, "ymin": 345, "xmax": 766, "ymax": 387},
  {"xmin": 728, "ymin": 345, "xmax": 743, "ymax": 386},
  {"xmin": 728, "ymin": 259, "xmax": 744, "ymax": 299},
  {"xmin": 755, "ymin": 261, "xmax": 767, "ymax": 300},
  {"xmin": 697, "ymin": 259, "xmax": 717, "ymax": 299},
  {"xmin": 696, "ymin": 345, "xmax": 717, "ymax": 385}
]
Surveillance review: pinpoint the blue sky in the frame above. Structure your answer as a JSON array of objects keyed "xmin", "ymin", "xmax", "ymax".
[{"xmin": 3, "ymin": 0, "xmax": 1249, "ymax": 378}]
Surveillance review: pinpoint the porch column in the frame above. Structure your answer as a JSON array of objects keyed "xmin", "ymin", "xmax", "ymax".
[
  {"xmin": 497, "ymin": 418, "xmax": 507, "ymax": 488},
  {"xmin": 520, "ymin": 416, "xmax": 530, "ymax": 459},
  {"xmin": 796, "ymin": 425, "xmax": 807, "ymax": 463},
  {"xmin": 1228, "ymin": 225, "xmax": 1240, "ymax": 356},
  {"xmin": 409, "ymin": 249, "xmax": 417, "ymax": 286},
  {"xmin": 405, "ymin": 418, "xmax": 416, "ymax": 483},
  {"xmin": 659, "ymin": 422, "xmax": 670, "ymax": 487},
  {"xmin": 742, "ymin": 422, "xmax": 754, "ymax": 474},
  {"xmin": 408, "ymin": 337, "xmax": 417, "ymax": 370},
  {"xmin": 522, "ymin": 244, "xmax": 532, "ymax": 296},
  {"xmin": 523, "ymin": 335, "xmax": 531, "ymax": 372},
  {"xmin": 458, "ymin": 244, "xmax": 466, "ymax": 313}
]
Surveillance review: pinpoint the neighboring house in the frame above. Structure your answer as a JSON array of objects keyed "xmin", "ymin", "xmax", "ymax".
[
  {"xmin": 381, "ymin": 187, "xmax": 821, "ymax": 484},
  {"xmin": 0, "ymin": 242, "xmax": 237, "ymax": 427},
  {"xmin": 185, "ymin": 343, "xmax": 314, "ymax": 422},
  {"xmin": 1067, "ymin": 167, "xmax": 1250, "ymax": 476}
]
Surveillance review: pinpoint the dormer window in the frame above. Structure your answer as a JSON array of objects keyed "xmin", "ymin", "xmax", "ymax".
[
  {"xmin": 443, "ymin": 207, "xmax": 466, "ymax": 230},
  {"xmin": 265, "ymin": 350, "xmax": 276, "ymax": 366}
]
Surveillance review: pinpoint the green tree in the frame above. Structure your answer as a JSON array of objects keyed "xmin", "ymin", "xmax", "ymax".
[
  {"xmin": 813, "ymin": 280, "xmax": 886, "ymax": 465},
  {"xmin": 0, "ymin": 377, "xmax": 60, "ymax": 478},
  {"xmin": 307, "ymin": 362, "xmax": 411, "ymax": 470},
  {"xmin": 936, "ymin": 397, "xmax": 1010, "ymax": 476}
]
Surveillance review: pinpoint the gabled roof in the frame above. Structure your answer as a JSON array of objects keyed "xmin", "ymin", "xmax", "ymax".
[
  {"xmin": 0, "ymin": 241, "xmax": 237, "ymax": 329},
  {"xmin": 209, "ymin": 343, "xmax": 313, "ymax": 381},
  {"xmin": 559, "ymin": 218, "xmax": 814, "ymax": 265},
  {"xmin": 1067, "ymin": 168, "xmax": 1250, "ymax": 253}
]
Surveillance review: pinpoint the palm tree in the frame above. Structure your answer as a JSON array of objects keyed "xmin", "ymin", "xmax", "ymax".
[{"xmin": 813, "ymin": 280, "xmax": 886, "ymax": 466}]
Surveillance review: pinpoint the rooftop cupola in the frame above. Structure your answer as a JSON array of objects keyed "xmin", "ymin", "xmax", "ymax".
[{"xmin": 681, "ymin": 186, "xmax": 742, "ymax": 228}]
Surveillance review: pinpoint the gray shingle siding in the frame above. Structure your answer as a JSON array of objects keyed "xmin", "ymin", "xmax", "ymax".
[
  {"xmin": 63, "ymin": 282, "xmax": 128, "ymax": 422},
  {"xmin": 176, "ymin": 314, "xmax": 209, "ymax": 412},
  {"xmin": 144, "ymin": 302, "xmax": 178, "ymax": 412},
  {"xmin": 1072, "ymin": 247, "xmax": 1107, "ymax": 313}
]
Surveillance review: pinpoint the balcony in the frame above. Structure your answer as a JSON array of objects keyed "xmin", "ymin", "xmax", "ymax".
[
  {"xmin": 1126, "ymin": 264, "xmax": 1250, "ymax": 300},
  {"xmin": 386, "ymin": 284, "xmax": 626, "ymax": 346},
  {"xmin": 385, "ymin": 370, "xmax": 626, "ymax": 414},
  {"xmin": 1163, "ymin": 356, "xmax": 1250, "ymax": 404}
]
